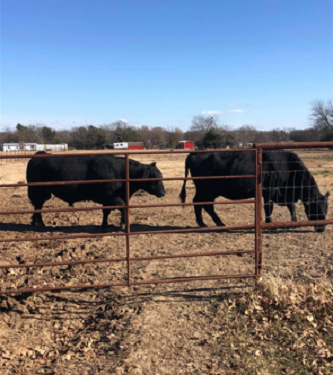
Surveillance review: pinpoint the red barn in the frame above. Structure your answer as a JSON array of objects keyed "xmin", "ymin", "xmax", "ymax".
[
  {"xmin": 128, "ymin": 142, "xmax": 144, "ymax": 150},
  {"xmin": 177, "ymin": 141, "xmax": 194, "ymax": 149}
]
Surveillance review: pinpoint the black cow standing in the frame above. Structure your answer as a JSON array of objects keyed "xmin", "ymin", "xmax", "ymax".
[
  {"xmin": 180, "ymin": 151, "xmax": 330, "ymax": 232},
  {"xmin": 27, "ymin": 152, "xmax": 166, "ymax": 228}
]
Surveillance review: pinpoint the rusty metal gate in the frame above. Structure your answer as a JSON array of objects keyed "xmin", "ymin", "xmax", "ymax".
[{"xmin": 0, "ymin": 142, "xmax": 332, "ymax": 294}]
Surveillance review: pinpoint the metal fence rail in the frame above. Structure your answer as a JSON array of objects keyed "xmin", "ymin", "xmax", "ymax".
[{"xmin": 0, "ymin": 142, "xmax": 332, "ymax": 294}]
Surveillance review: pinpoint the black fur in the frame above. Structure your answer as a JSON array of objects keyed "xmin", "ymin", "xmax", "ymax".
[
  {"xmin": 179, "ymin": 151, "xmax": 329, "ymax": 232},
  {"xmin": 27, "ymin": 153, "xmax": 165, "ymax": 228}
]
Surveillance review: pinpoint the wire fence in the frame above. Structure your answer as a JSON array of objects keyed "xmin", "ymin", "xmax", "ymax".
[
  {"xmin": 259, "ymin": 146, "xmax": 333, "ymax": 280},
  {"xmin": 0, "ymin": 143, "xmax": 332, "ymax": 295}
]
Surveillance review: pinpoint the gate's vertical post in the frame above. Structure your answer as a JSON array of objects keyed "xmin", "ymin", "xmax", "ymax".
[
  {"xmin": 255, "ymin": 147, "xmax": 263, "ymax": 277},
  {"xmin": 125, "ymin": 153, "xmax": 131, "ymax": 285}
]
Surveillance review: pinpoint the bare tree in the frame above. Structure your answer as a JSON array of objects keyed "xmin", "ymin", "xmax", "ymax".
[
  {"xmin": 235, "ymin": 125, "xmax": 257, "ymax": 147},
  {"xmin": 190, "ymin": 115, "xmax": 219, "ymax": 133},
  {"xmin": 310, "ymin": 100, "xmax": 333, "ymax": 131},
  {"xmin": 149, "ymin": 127, "xmax": 166, "ymax": 149},
  {"xmin": 165, "ymin": 127, "xmax": 183, "ymax": 148}
]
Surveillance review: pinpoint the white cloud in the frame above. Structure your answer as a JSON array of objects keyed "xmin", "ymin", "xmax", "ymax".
[
  {"xmin": 228, "ymin": 109, "xmax": 248, "ymax": 114},
  {"xmin": 201, "ymin": 109, "xmax": 248, "ymax": 115},
  {"xmin": 118, "ymin": 118, "xmax": 128, "ymax": 123},
  {"xmin": 201, "ymin": 110, "xmax": 225, "ymax": 115}
]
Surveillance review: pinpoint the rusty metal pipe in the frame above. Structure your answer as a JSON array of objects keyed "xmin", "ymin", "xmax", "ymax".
[
  {"xmin": 0, "ymin": 224, "xmax": 255, "ymax": 243},
  {"xmin": 125, "ymin": 154, "xmax": 131, "ymax": 285},
  {"xmin": 254, "ymin": 142, "xmax": 333, "ymax": 150},
  {"xmin": 263, "ymin": 219, "xmax": 333, "ymax": 230},
  {"xmin": 0, "ymin": 249, "xmax": 254, "ymax": 269},
  {"xmin": 0, "ymin": 148, "xmax": 256, "ymax": 160},
  {"xmin": 0, "ymin": 199, "xmax": 255, "ymax": 216},
  {"xmin": 0, "ymin": 174, "xmax": 255, "ymax": 188},
  {"xmin": 0, "ymin": 274, "xmax": 257, "ymax": 295},
  {"xmin": 0, "ymin": 257, "xmax": 127, "ymax": 269},
  {"xmin": 255, "ymin": 148, "xmax": 263, "ymax": 276}
]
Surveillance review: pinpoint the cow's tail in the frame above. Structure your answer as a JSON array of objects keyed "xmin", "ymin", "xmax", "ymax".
[{"xmin": 179, "ymin": 157, "xmax": 190, "ymax": 204}]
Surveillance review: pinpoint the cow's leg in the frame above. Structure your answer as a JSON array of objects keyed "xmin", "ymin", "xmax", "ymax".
[
  {"xmin": 102, "ymin": 197, "xmax": 126, "ymax": 229},
  {"xmin": 287, "ymin": 204, "xmax": 297, "ymax": 222},
  {"xmin": 193, "ymin": 194, "xmax": 206, "ymax": 227},
  {"xmin": 264, "ymin": 200, "xmax": 274, "ymax": 223},
  {"xmin": 29, "ymin": 187, "xmax": 50, "ymax": 227},
  {"xmin": 102, "ymin": 209, "xmax": 111, "ymax": 228},
  {"xmin": 31, "ymin": 201, "xmax": 46, "ymax": 227},
  {"xmin": 202, "ymin": 204, "xmax": 225, "ymax": 226}
]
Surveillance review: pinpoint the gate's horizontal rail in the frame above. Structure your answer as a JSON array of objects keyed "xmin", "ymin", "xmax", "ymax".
[
  {"xmin": 0, "ymin": 199, "xmax": 255, "ymax": 215},
  {"xmin": 0, "ymin": 273, "xmax": 257, "ymax": 295},
  {"xmin": 255, "ymin": 141, "xmax": 333, "ymax": 150},
  {"xmin": 0, "ymin": 249, "xmax": 254, "ymax": 269},
  {"xmin": 3, "ymin": 219, "xmax": 329, "ymax": 244},
  {"xmin": 0, "ymin": 148, "xmax": 256, "ymax": 159},
  {"xmin": 0, "ymin": 174, "xmax": 255, "ymax": 188},
  {"xmin": 0, "ymin": 224, "xmax": 255, "ymax": 243},
  {"xmin": 263, "ymin": 219, "xmax": 333, "ymax": 230}
]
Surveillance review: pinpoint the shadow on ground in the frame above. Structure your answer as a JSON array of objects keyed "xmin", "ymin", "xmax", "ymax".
[{"xmin": 0, "ymin": 222, "xmax": 316, "ymax": 235}]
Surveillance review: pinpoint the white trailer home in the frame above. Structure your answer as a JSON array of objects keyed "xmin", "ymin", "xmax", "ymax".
[
  {"xmin": 36, "ymin": 144, "xmax": 68, "ymax": 151},
  {"xmin": 2, "ymin": 143, "xmax": 20, "ymax": 151},
  {"xmin": 112, "ymin": 142, "xmax": 129, "ymax": 150},
  {"xmin": 2, "ymin": 143, "xmax": 68, "ymax": 152}
]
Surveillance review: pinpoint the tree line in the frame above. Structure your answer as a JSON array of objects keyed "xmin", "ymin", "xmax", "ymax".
[{"xmin": 1, "ymin": 100, "xmax": 332, "ymax": 150}]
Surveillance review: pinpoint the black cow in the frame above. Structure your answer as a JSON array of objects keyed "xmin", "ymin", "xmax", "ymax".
[
  {"xmin": 180, "ymin": 151, "xmax": 330, "ymax": 232},
  {"xmin": 27, "ymin": 152, "xmax": 166, "ymax": 228}
]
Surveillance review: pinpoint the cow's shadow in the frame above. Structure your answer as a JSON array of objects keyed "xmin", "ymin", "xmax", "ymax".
[{"xmin": 0, "ymin": 222, "xmax": 316, "ymax": 235}]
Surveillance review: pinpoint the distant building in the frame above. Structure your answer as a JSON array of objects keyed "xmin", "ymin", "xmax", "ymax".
[
  {"xmin": 238, "ymin": 142, "xmax": 253, "ymax": 149},
  {"xmin": 2, "ymin": 143, "xmax": 20, "ymax": 152},
  {"xmin": 176, "ymin": 141, "xmax": 195, "ymax": 150},
  {"xmin": 105, "ymin": 136, "xmax": 144, "ymax": 150},
  {"xmin": 2, "ymin": 143, "xmax": 68, "ymax": 152}
]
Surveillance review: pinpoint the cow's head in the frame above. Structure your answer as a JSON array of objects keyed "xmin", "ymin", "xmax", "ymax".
[
  {"xmin": 141, "ymin": 162, "xmax": 166, "ymax": 198},
  {"xmin": 304, "ymin": 192, "xmax": 330, "ymax": 232}
]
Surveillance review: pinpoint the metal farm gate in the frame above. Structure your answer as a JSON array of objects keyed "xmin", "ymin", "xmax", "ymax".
[{"xmin": 0, "ymin": 142, "xmax": 332, "ymax": 295}]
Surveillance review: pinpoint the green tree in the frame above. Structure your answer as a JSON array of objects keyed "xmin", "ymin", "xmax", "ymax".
[
  {"xmin": 196, "ymin": 129, "xmax": 225, "ymax": 149},
  {"xmin": 41, "ymin": 126, "xmax": 56, "ymax": 143},
  {"xmin": 16, "ymin": 123, "xmax": 28, "ymax": 132}
]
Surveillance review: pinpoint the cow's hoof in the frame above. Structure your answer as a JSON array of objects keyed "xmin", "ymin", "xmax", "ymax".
[
  {"xmin": 199, "ymin": 223, "xmax": 208, "ymax": 228},
  {"xmin": 217, "ymin": 222, "xmax": 226, "ymax": 227}
]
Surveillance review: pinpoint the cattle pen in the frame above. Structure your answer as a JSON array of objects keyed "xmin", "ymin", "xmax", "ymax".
[{"xmin": 0, "ymin": 142, "xmax": 332, "ymax": 295}]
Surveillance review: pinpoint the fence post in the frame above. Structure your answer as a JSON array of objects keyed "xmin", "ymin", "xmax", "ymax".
[
  {"xmin": 125, "ymin": 154, "xmax": 131, "ymax": 285},
  {"xmin": 255, "ymin": 147, "xmax": 263, "ymax": 277}
]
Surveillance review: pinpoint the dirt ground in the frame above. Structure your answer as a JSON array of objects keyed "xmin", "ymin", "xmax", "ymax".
[{"xmin": 0, "ymin": 150, "xmax": 332, "ymax": 374}]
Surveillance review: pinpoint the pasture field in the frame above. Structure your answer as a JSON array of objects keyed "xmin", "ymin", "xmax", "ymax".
[{"xmin": 0, "ymin": 150, "xmax": 332, "ymax": 374}]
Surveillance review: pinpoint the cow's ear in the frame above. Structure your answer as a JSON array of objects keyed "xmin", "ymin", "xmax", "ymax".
[{"xmin": 150, "ymin": 161, "xmax": 156, "ymax": 167}]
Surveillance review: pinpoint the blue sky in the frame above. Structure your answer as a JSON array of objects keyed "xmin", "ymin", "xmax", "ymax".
[{"xmin": 1, "ymin": 0, "xmax": 333, "ymax": 131}]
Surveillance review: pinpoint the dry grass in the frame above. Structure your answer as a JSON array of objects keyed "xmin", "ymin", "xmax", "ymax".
[{"xmin": 206, "ymin": 277, "xmax": 333, "ymax": 375}]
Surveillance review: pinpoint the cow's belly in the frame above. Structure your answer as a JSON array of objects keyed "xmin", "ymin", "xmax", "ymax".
[{"xmin": 50, "ymin": 186, "xmax": 107, "ymax": 206}]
